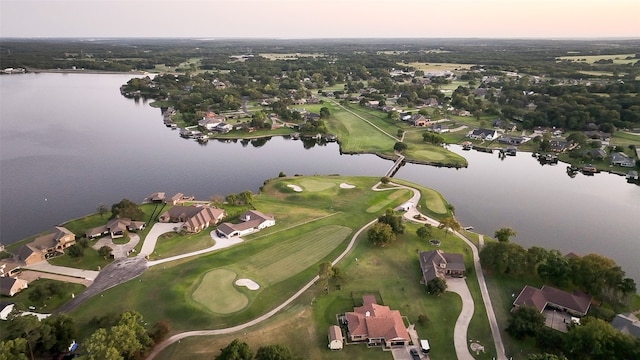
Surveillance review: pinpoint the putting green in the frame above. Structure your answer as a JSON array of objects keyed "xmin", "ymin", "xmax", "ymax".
[
  {"xmin": 298, "ymin": 179, "xmax": 336, "ymax": 192},
  {"xmin": 192, "ymin": 269, "xmax": 248, "ymax": 314},
  {"xmin": 422, "ymin": 188, "xmax": 448, "ymax": 214}
]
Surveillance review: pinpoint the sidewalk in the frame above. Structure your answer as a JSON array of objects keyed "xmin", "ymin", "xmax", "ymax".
[{"xmin": 24, "ymin": 261, "xmax": 100, "ymax": 280}]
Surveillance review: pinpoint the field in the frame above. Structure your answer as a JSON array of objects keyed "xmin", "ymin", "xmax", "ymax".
[
  {"xmin": 403, "ymin": 62, "xmax": 475, "ymax": 72},
  {"xmin": 556, "ymin": 53, "xmax": 638, "ymax": 65},
  {"xmin": 259, "ymin": 53, "xmax": 326, "ymax": 60},
  {"xmin": 66, "ymin": 176, "xmax": 495, "ymax": 359}
]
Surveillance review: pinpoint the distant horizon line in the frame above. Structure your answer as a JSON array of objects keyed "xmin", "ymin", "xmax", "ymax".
[{"xmin": 2, "ymin": 36, "xmax": 639, "ymax": 41}]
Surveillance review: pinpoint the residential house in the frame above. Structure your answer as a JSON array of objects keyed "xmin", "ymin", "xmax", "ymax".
[
  {"xmin": 512, "ymin": 285, "xmax": 592, "ymax": 317},
  {"xmin": 428, "ymin": 124, "xmax": 450, "ymax": 134},
  {"xmin": 146, "ymin": 192, "xmax": 166, "ymax": 203},
  {"xmin": 0, "ymin": 277, "xmax": 28, "ymax": 296},
  {"xmin": 611, "ymin": 152, "xmax": 635, "ymax": 167},
  {"xmin": 407, "ymin": 114, "xmax": 432, "ymax": 127},
  {"xmin": 611, "ymin": 313, "xmax": 640, "ymax": 339},
  {"xmin": 382, "ymin": 106, "xmax": 398, "ymax": 113},
  {"xmin": 214, "ymin": 123, "xmax": 233, "ymax": 133},
  {"xmin": 418, "ymin": 250, "xmax": 465, "ymax": 283},
  {"xmin": 328, "ymin": 325, "xmax": 344, "ymax": 350},
  {"xmin": 498, "ymin": 135, "xmax": 529, "ymax": 145},
  {"xmin": 159, "ymin": 205, "xmax": 226, "ymax": 234},
  {"xmin": 167, "ymin": 193, "xmax": 194, "ymax": 205},
  {"xmin": 216, "ymin": 210, "xmax": 275, "ymax": 238},
  {"xmin": 587, "ymin": 148, "xmax": 607, "ymax": 160},
  {"xmin": 424, "ymin": 98, "xmax": 439, "ymax": 107},
  {"xmin": 198, "ymin": 112, "xmax": 226, "ymax": 131},
  {"xmin": 549, "ymin": 139, "xmax": 571, "ymax": 153},
  {"xmin": 17, "ymin": 227, "xmax": 76, "ymax": 265},
  {"xmin": 344, "ymin": 295, "xmax": 410, "ymax": 348},
  {"xmin": 85, "ymin": 218, "xmax": 146, "ymax": 240},
  {"xmin": 584, "ymin": 130, "xmax": 611, "ymax": 142},
  {"xmin": 0, "ymin": 261, "xmax": 21, "ymax": 278},
  {"xmin": 526, "ymin": 102, "xmax": 537, "ymax": 111},
  {"xmin": 469, "ymin": 128, "xmax": 499, "ymax": 141}
]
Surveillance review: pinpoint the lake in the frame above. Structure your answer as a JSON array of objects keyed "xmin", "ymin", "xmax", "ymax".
[{"xmin": 1, "ymin": 73, "xmax": 639, "ymax": 283}]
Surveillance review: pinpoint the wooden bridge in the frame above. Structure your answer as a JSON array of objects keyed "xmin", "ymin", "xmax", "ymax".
[{"xmin": 384, "ymin": 155, "xmax": 405, "ymax": 178}]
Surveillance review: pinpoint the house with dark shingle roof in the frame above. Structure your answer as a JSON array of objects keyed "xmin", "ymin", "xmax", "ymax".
[
  {"xmin": 344, "ymin": 295, "xmax": 410, "ymax": 349},
  {"xmin": 419, "ymin": 250, "xmax": 465, "ymax": 284},
  {"xmin": 513, "ymin": 285, "xmax": 592, "ymax": 317},
  {"xmin": 85, "ymin": 218, "xmax": 146, "ymax": 239},
  {"xmin": 611, "ymin": 313, "xmax": 640, "ymax": 339},
  {"xmin": 469, "ymin": 128, "xmax": 499, "ymax": 141},
  {"xmin": 611, "ymin": 152, "xmax": 635, "ymax": 167},
  {"xmin": 216, "ymin": 210, "xmax": 275, "ymax": 238}
]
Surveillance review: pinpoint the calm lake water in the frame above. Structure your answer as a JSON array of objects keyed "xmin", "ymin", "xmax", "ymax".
[{"xmin": 1, "ymin": 73, "xmax": 639, "ymax": 283}]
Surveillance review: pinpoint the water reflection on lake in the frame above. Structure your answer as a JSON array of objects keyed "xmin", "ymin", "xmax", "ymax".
[{"xmin": 1, "ymin": 73, "xmax": 639, "ymax": 283}]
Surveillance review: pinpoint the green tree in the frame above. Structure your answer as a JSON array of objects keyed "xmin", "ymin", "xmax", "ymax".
[
  {"xmin": 380, "ymin": 176, "xmax": 390, "ymax": 184},
  {"xmin": 255, "ymin": 344, "xmax": 295, "ymax": 360},
  {"xmin": 0, "ymin": 338, "xmax": 30, "ymax": 360},
  {"xmin": 81, "ymin": 311, "xmax": 153, "ymax": 360},
  {"xmin": 416, "ymin": 224, "xmax": 433, "ymax": 241},
  {"xmin": 111, "ymin": 199, "xmax": 144, "ymax": 220},
  {"xmin": 528, "ymin": 354, "xmax": 568, "ymax": 360},
  {"xmin": 226, "ymin": 193, "xmax": 239, "ymax": 205},
  {"xmin": 393, "ymin": 142, "xmax": 408, "ymax": 152},
  {"xmin": 216, "ymin": 339, "xmax": 253, "ymax": 360},
  {"xmin": 98, "ymin": 246, "xmax": 113, "ymax": 259},
  {"xmin": 494, "ymin": 227, "xmax": 517, "ymax": 242},
  {"xmin": 368, "ymin": 222, "xmax": 396, "ymax": 247},
  {"xmin": 564, "ymin": 317, "xmax": 640, "ymax": 359},
  {"xmin": 148, "ymin": 321, "xmax": 171, "ymax": 344},
  {"xmin": 506, "ymin": 306, "xmax": 545, "ymax": 340},
  {"xmin": 239, "ymin": 190, "xmax": 254, "ymax": 205},
  {"xmin": 42, "ymin": 314, "xmax": 77, "ymax": 354},
  {"xmin": 319, "ymin": 107, "xmax": 330, "ymax": 119},
  {"xmin": 425, "ymin": 277, "xmax": 447, "ymax": 296},
  {"xmin": 438, "ymin": 216, "xmax": 460, "ymax": 239},
  {"xmin": 67, "ymin": 244, "xmax": 84, "ymax": 258},
  {"xmin": 96, "ymin": 203, "xmax": 109, "ymax": 218},
  {"xmin": 378, "ymin": 208, "xmax": 405, "ymax": 234}
]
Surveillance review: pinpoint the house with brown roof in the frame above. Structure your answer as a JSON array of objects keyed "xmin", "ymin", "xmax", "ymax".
[
  {"xmin": 419, "ymin": 250, "xmax": 465, "ymax": 284},
  {"xmin": 16, "ymin": 227, "xmax": 76, "ymax": 265},
  {"xmin": 216, "ymin": 210, "xmax": 275, "ymax": 238},
  {"xmin": 512, "ymin": 285, "xmax": 592, "ymax": 317},
  {"xmin": 146, "ymin": 192, "xmax": 166, "ymax": 203},
  {"xmin": 328, "ymin": 325, "xmax": 344, "ymax": 350},
  {"xmin": 159, "ymin": 205, "xmax": 226, "ymax": 233},
  {"xmin": 85, "ymin": 218, "xmax": 146, "ymax": 239},
  {"xmin": 343, "ymin": 295, "xmax": 410, "ymax": 349},
  {"xmin": 0, "ymin": 277, "xmax": 28, "ymax": 297}
]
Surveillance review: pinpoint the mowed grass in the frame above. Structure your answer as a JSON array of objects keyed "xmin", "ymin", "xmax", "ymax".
[
  {"xmin": 192, "ymin": 269, "xmax": 248, "ymax": 314},
  {"xmin": 366, "ymin": 189, "xmax": 410, "ymax": 213},
  {"xmin": 297, "ymin": 178, "xmax": 337, "ymax": 192},
  {"xmin": 231, "ymin": 225, "xmax": 352, "ymax": 286},
  {"xmin": 402, "ymin": 130, "xmax": 468, "ymax": 166}
]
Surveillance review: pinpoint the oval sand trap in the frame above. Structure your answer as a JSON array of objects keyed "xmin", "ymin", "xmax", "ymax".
[
  {"xmin": 192, "ymin": 269, "xmax": 248, "ymax": 314},
  {"xmin": 235, "ymin": 278, "xmax": 260, "ymax": 290},
  {"xmin": 287, "ymin": 184, "xmax": 303, "ymax": 192},
  {"xmin": 340, "ymin": 183, "xmax": 356, "ymax": 189}
]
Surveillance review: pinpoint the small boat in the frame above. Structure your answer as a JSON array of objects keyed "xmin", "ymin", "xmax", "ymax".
[
  {"xmin": 506, "ymin": 147, "xmax": 517, "ymax": 156},
  {"xmin": 581, "ymin": 164, "xmax": 599, "ymax": 175},
  {"xmin": 462, "ymin": 141, "xmax": 472, "ymax": 150}
]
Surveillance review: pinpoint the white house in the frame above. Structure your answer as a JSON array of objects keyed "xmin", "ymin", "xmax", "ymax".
[
  {"xmin": 469, "ymin": 128, "xmax": 499, "ymax": 141},
  {"xmin": 216, "ymin": 210, "xmax": 275, "ymax": 238}
]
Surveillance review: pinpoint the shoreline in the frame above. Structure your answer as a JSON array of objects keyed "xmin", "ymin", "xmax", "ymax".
[{"xmin": 25, "ymin": 68, "xmax": 149, "ymax": 75}]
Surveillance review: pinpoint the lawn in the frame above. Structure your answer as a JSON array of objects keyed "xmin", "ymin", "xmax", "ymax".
[
  {"xmin": 5, "ymin": 279, "xmax": 86, "ymax": 312},
  {"xmin": 611, "ymin": 131, "xmax": 640, "ymax": 149},
  {"xmin": 149, "ymin": 231, "xmax": 215, "ymax": 260},
  {"xmin": 67, "ymin": 176, "xmax": 493, "ymax": 360},
  {"xmin": 48, "ymin": 247, "xmax": 112, "ymax": 270}
]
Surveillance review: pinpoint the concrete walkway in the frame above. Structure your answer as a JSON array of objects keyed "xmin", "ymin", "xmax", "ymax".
[
  {"xmin": 24, "ymin": 261, "xmax": 100, "ymax": 281},
  {"xmin": 139, "ymin": 222, "xmax": 183, "ymax": 257},
  {"xmin": 447, "ymin": 278, "xmax": 475, "ymax": 360},
  {"xmin": 147, "ymin": 230, "xmax": 244, "ymax": 267}
]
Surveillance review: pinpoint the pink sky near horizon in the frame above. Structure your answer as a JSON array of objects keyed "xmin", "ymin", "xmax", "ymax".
[{"xmin": 1, "ymin": 0, "xmax": 639, "ymax": 38}]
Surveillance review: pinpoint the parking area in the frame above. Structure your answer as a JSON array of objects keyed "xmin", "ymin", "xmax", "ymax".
[{"xmin": 543, "ymin": 309, "xmax": 571, "ymax": 332}]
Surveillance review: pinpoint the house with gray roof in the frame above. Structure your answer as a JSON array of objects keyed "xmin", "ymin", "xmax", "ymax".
[
  {"xmin": 611, "ymin": 313, "xmax": 640, "ymax": 339},
  {"xmin": 418, "ymin": 250, "xmax": 465, "ymax": 284},
  {"xmin": 610, "ymin": 152, "xmax": 635, "ymax": 167},
  {"xmin": 469, "ymin": 128, "xmax": 499, "ymax": 141}
]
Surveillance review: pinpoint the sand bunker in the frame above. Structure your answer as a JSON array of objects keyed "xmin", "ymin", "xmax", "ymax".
[
  {"xmin": 235, "ymin": 278, "xmax": 260, "ymax": 290},
  {"xmin": 287, "ymin": 184, "xmax": 303, "ymax": 192},
  {"xmin": 340, "ymin": 183, "xmax": 356, "ymax": 189}
]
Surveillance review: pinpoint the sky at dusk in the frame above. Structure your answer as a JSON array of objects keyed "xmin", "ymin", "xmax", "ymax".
[{"xmin": 1, "ymin": 0, "xmax": 639, "ymax": 39}]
